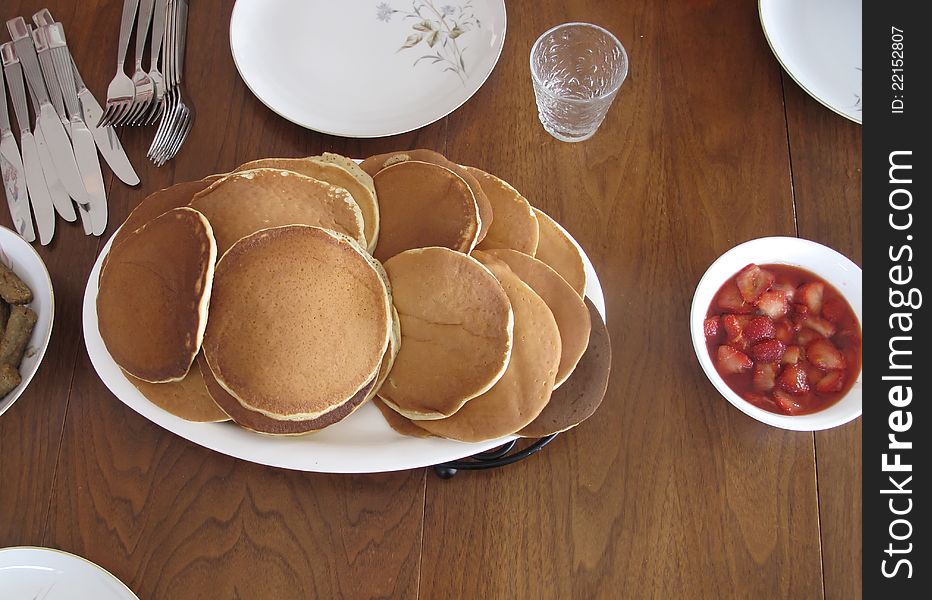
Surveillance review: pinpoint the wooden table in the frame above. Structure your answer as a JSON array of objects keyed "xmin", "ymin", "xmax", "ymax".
[{"xmin": 1, "ymin": 0, "xmax": 862, "ymax": 597}]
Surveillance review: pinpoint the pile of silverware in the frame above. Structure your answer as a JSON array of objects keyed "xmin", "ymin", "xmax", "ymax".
[
  {"xmin": 100, "ymin": 0, "xmax": 193, "ymax": 166},
  {"xmin": 1, "ymin": 10, "xmax": 138, "ymax": 245}
]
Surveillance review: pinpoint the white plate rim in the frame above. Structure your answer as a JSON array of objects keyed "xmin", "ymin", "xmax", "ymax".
[
  {"xmin": 0, "ymin": 546, "xmax": 138, "ymax": 600},
  {"xmin": 84, "ymin": 217, "xmax": 606, "ymax": 473},
  {"xmin": 228, "ymin": 0, "xmax": 508, "ymax": 138},
  {"xmin": 758, "ymin": 0, "xmax": 862, "ymax": 124}
]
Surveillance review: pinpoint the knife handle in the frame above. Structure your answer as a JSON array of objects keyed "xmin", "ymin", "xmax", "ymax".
[
  {"xmin": 47, "ymin": 26, "xmax": 82, "ymax": 121},
  {"xmin": 8, "ymin": 19, "xmax": 51, "ymax": 106},
  {"xmin": 0, "ymin": 44, "xmax": 31, "ymax": 135},
  {"xmin": 32, "ymin": 28, "xmax": 67, "ymax": 121},
  {"xmin": 32, "ymin": 9, "xmax": 55, "ymax": 28},
  {"xmin": 0, "ymin": 61, "xmax": 11, "ymax": 133}
]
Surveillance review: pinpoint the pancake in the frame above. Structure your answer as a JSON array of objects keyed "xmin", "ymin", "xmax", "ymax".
[
  {"xmin": 481, "ymin": 249, "xmax": 591, "ymax": 388},
  {"xmin": 518, "ymin": 298, "xmax": 611, "ymax": 437},
  {"xmin": 124, "ymin": 361, "xmax": 229, "ymax": 423},
  {"xmin": 416, "ymin": 253, "xmax": 561, "ymax": 442},
  {"xmin": 111, "ymin": 178, "xmax": 215, "ymax": 251},
  {"xmin": 202, "ymin": 225, "xmax": 391, "ymax": 421},
  {"xmin": 308, "ymin": 153, "xmax": 376, "ymax": 199},
  {"xmin": 378, "ymin": 247, "xmax": 513, "ymax": 419},
  {"xmin": 198, "ymin": 353, "xmax": 376, "ymax": 435},
  {"xmin": 97, "ymin": 207, "xmax": 216, "ymax": 383},
  {"xmin": 367, "ymin": 306, "xmax": 401, "ymax": 402},
  {"xmin": 467, "ymin": 167, "xmax": 540, "ymax": 256},
  {"xmin": 360, "ymin": 149, "xmax": 493, "ymax": 243},
  {"xmin": 372, "ymin": 161, "xmax": 479, "ymax": 262},
  {"xmin": 532, "ymin": 208, "xmax": 587, "ymax": 297},
  {"xmin": 373, "ymin": 398, "xmax": 434, "ymax": 438},
  {"xmin": 234, "ymin": 158, "xmax": 379, "ymax": 252},
  {"xmin": 190, "ymin": 168, "xmax": 365, "ymax": 255}
]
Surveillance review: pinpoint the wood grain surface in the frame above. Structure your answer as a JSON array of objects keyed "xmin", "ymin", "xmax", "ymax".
[{"xmin": 0, "ymin": 0, "xmax": 861, "ymax": 598}]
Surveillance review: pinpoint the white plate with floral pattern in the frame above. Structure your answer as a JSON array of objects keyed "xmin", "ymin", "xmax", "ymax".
[
  {"xmin": 230, "ymin": 0, "xmax": 507, "ymax": 137},
  {"xmin": 0, "ymin": 547, "xmax": 138, "ymax": 600},
  {"xmin": 759, "ymin": 0, "xmax": 862, "ymax": 123}
]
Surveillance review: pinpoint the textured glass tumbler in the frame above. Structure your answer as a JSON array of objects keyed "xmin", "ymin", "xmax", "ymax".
[{"xmin": 530, "ymin": 23, "xmax": 628, "ymax": 142}]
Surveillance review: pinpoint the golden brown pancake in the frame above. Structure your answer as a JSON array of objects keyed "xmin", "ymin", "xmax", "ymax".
[
  {"xmin": 124, "ymin": 360, "xmax": 229, "ymax": 423},
  {"xmin": 373, "ymin": 398, "xmax": 434, "ymax": 438},
  {"xmin": 98, "ymin": 207, "xmax": 216, "ymax": 383},
  {"xmin": 308, "ymin": 153, "xmax": 375, "ymax": 198},
  {"xmin": 372, "ymin": 161, "xmax": 479, "ymax": 262},
  {"xmin": 378, "ymin": 247, "xmax": 513, "ymax": 419},
  {"xmin": 467, "ymin": 167, "xmax": 540, "ymax": 256},
  {"xmin": 190, "ymin": 168, "xmax": 365, "ymax": 255},
  {"xmin": 111, "ymin": 178, "xmax": 214, "ymax": 251},
  {"xmin": 518, "ymin": 299, "xmax": 610, "ymax": 437},
  {"xmin": 532, "ymin": 208, "xmax": 587, "ymax": 297},
  {"xmin": 202, "ymin": 225, "xmax": 391, "ymax": 421},
  {"xmin": 360, "ymin": 149, "xmax": 493, "ymax": 243},
  {"xmin": 366, "ymin": 306, "xmax": 401, "ymax": 402},
  {"xmin": 234, "ymin": 158, "xmax": 379, "ymax": 252},
  {"xmin": 198, "ymin": 353, "xmax": 376, "ymax": 435},
  {"xmin": 416, "ymin": 253, "xmax": 561, "ymax": 442},
  {"xmin": 481, "ymin": 249, "xmax": 591, "ymax": 388}
]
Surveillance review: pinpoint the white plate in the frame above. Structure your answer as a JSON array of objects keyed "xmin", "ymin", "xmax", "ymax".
[
  {"xmin": 0, "ymin": 226, "xmax": 55, "ymax": 418},
  {"xmin": 230, "ymin": 0, "xmax": 507, "ymax": 137},
  {"xmin": 84, "ymin": 224, "xmax": 605, "ymax": 473},
  {"xmin": 759, "ymin": 0, "xmax": 862, "ymax": 123},
  {"xmin": 0, "ymin": 547, "xmax": 137, "ymax": 600}
]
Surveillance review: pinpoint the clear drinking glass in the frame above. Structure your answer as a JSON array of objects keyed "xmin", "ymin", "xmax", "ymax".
[{"xmin": 530, "ymin": 23, "xmax": 628, "ymax": 142}]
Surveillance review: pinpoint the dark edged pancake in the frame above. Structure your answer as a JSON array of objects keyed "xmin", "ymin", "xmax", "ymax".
[
  {"xmin": 416, "ymin": 253, "xmax": 561, "ymax": 442},
  {"xmin": 202, "ymin": 225, "xmax": 391, "ymax": 421},
  {"xmin": 518, "ymin": 298, "xmax": 611, "ymax": 437},
  {"xmin": 360, "ymin": 149, "xmax": 493, "ymax": 243},
  {"xmin": 124, "ymin": 359, "xmax": 229, "ymax": 423},
  {"xmin": 112, "ymin": 178, "xmax": 215, "ymax": 250},
  {"xmin": 378, "ymin": 247, "xmax": 513, "ymax": 420},
  {"xmin": 97, "ymin": 207, "xmax": 216, "ymax": 383},
  {"xmin": 190, "ymin": 168, "xmax": 365, "ymax": 254},
  {"xmin": 467, "ymin": 166, "xmax": 540, "ymax": 256},
  {"xmin": 373, "ymin": 398, "xmax": 434, "ymax": 438},
  {"xmin": 233, "ymin": 158, "xmax": 379, "ymax": 253},
  {"xmin": 531, "ymin": 208, "xmax": 587, "ymax": 296},
  {"xmin": 371, "ymin": 161, "xmax": 479, "ymax": 262},
  {"xmin": 480, "ymin": 249, "xmax": 591, "ymax": 388}
]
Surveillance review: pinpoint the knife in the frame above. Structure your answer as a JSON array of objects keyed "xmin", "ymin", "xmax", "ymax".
[
  {"xmin": 8, "ymin": 17, "xmax": 89, "ymax": 206},
  {"xmin": 31, "ymin": 26, "xmax": 68, "ymax": 130},
  {"xmin": 33, "ymin": 9, "xmax": 140, "ymax": 187},
  {"xmin": 29, "ymin": 28, "xmax": 78, "ymax": 223},
  {"xmin": 0, "ymin": 59, "xmax": 36, "ymax": 241},
  {"xmin": 2, "ymin": 43, "xmax": 54, "ymax": 245},
  {"xmin": 47, "ymin": 24, "xmax": 108, "ymax": 236}
]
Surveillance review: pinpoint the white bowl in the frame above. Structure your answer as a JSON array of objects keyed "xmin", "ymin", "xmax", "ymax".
[
  {"xmin": 690, "ymin": 237, "xmax": 861, "ymax": 431},
  {"xmin": 0, "ymin": 226, "xmax": 55, "ymax": 418}
]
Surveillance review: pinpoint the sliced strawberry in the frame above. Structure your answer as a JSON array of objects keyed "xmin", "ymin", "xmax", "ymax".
[
  {"xmin": 773, "ymin": 282, "xmax": 796, "ymax": 302},
  {"xmin": 782, "ymin": 345, "xmax": 802, "ymax": 364},
  {"xmin": 751, "ymin": 339, "xmax": 786, "ymax": 363},
  {"xmin": 805, "ymin": 363, "xmax": 826, "ymax": 385},
  {"xmin": 744, "ymin": 392, "xmax": 780, "ymax": 412},
  {"xmin": 792, "ymin": 303, "xmax": 810, "ymax": 317},
  {"xmin": 752, "ymin": 362, "xmax": 778, "ymax": 392},
  {"xmin": 744, "ymin": 316, "xmax": 776, "ymax": 343},
  {"xmin": 797, "ymin": 282, "xmax": 824, "ymax": 315},
  {"xmin": 736, "ymin": 264, "xmax": 775, "ymax": 303},
  {"xmin": 722, "ymin": 315, "xmax": 750, "ymax": 340},
  {"xmin": 821, "ymin": 297, "xmax": 847, "ymax": 323},
  {"xmin": 807, "ymin": 339, "xmax": 847, "ymax": 370},
  {"xmin": 717, "ymin": 281, "xmax": 754, "ymax": 314},
  {"xmin": 774, "ymin": 321, "xmax": 795, "ymax": 344},
  {"xmin": 795, "ymin": 328, "xmax": 822, "ymax": 347},
  {"xmin": 717, "ymin": 345, "xmax": 753, "ymax": 374},
  {"xmin": 773, "ymin": 389, "xmax": 806, "ymax": 415},
  {"xmin": 801, "ymin": 315, "xmax": 837, "ymax": 338},
  {"xmin": 777, "ymin": 363, "xmax": 810, "ymax": 394},
  {"xmin": 704, "ymin": 317, "xmax": 721, "ymax": 342},
  {"xmin": 756, "ymin": 290, "xmax": 789, "ymax": 319},
  {"xmin": 835, "ymin": 328, "xmax": 862, "ymax": 348},
  {"xmin": 815, "ymin": 370, "xmax": 846, "ymax": 393}
]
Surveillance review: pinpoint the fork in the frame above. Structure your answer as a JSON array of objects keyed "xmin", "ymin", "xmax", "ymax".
[
  {"xmin": 139, "ymin": 0, "xmax": 168, "ymax": 125},
  {"xmin": 98, "ymin": 0, "xmax": 139, "ymax": 127},
  {"xmin": 148, "ymin": 0, "xmax": 192, "ymax": 165},
  {"xmin": 121, "ymin": 0, "xmax": 156, "ymax": 125}
]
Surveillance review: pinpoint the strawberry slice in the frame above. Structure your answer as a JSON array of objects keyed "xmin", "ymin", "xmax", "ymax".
[
  {"xmin": 773, "ymin": 282, "xmax": 796, "ymax": 303},
  {"xmin": 807, "ymin": 339, "xmax": 847, "ymax": 370},
  {"xmin": 717, "ymin": 345, "xmax": 753, "ymax": 374},
  {"xmin": 782, "ymin": 345, "xmax": 802, "ymax": 364},
  {"xmin": 792, "ymin": 303, "xmax": 810, "ymax": 317},
  {"xmin": 751, "ymin": 339, "xmax": 786, "ymax": 363},
  {"xmin": 743, "ymin": 392, "xmax": 780, "ymax": 412},
  {"xmin": 801, "ymin": 315, "xmax": 837, "ymax": 338},
  {"xmin": 777, "ymin": 363, "xmax": 810, "ymax": 394},
  {"xmin": 704, "ymin": 317, "xmax": 721, "ymax": 342},
  {"xmin": 796, "ymin": 328, "xmax": 822, "ymax": 347},
  {"xmin": 821, "ymin": 297, "xmax": 847, "ymax": 323},
  {"xmin": 774, "ymin": 321, "xmax": 795, "ymax": 344},
  {"xmin": 736, "ymin": 264, "xmax": 775, "ymax": 303},
  {"xmin": 815, "ymin": 370, "xmax": 846, "ymax": 393},
  {"xmin": 744, "ymin": 316, "xmax": 776, "ymax": 343},
  {"xmin": 798, "ymin": 282, "xmax": 824, "ymax": 315},
  {"xmin": 752, "ymin": 362, "xmax": 778, "ymax": 391},
  {"xmin": 773, "ymin": 389, "xmax": 806, "ymax": 415},
  {"xmin": 717, "ymin": 281, "xmax": 754, "ymax": 314},
  {"xmin": 756, "ymin": 290, "xmax": 789, "ymax": 319}
]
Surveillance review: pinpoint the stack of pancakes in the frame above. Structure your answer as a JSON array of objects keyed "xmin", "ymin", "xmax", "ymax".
[{"xmin": 96, "ymin": 150, "xmax": 609, "ymax": 441}]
